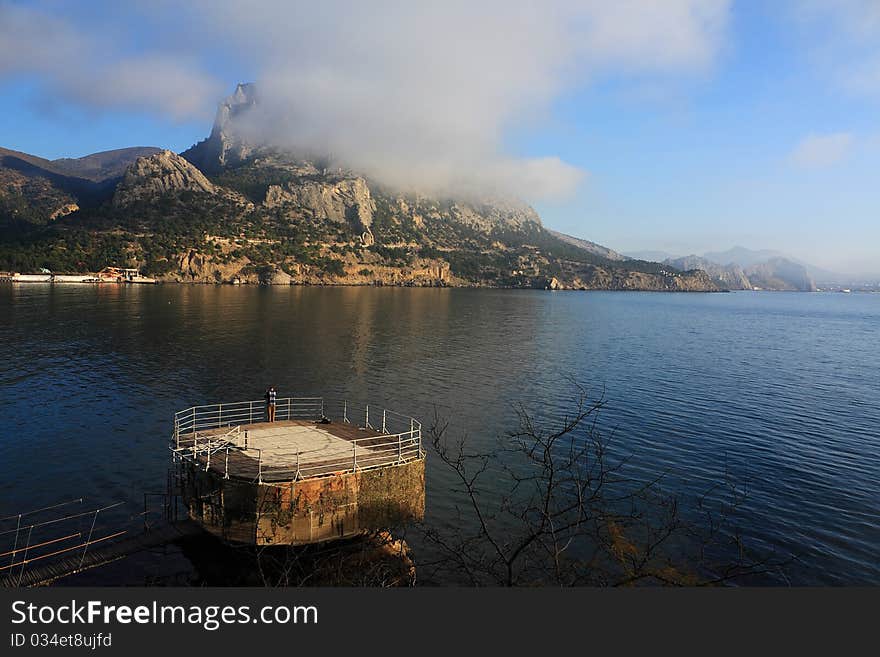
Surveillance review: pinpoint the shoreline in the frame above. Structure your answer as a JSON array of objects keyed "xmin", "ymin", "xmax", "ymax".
[{"xmin": 0, "ymin": 277, "xmax": 748, "ymax": 293}]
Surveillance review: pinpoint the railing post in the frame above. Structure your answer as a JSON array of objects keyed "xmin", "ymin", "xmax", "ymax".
[
  {"xmin": 225, "ymin": 448, "xmax": 229, "ymax": 479},
  {"xmin": 352, "ymin": 441, "xmax": 357, "ymax": 471},
  {"xmin": 288, "ymin": 397, "xmax": 291, "ymax": 420},
  {"xmin": 344, "ymin": 400, "xmax": 348, "ymax": 423},
  {"xmin": 320, "ymin": 398, "xmax": 325, "ymax": 419},
  {"xmin": 79, "ymin": 509, "xmax": 99, "ymax": 569},
  {"xmin": 17, "ymin": 526, "xmax": 33, "ymax": 587},
  {"xmin": 366, "ymin": 405, "xmax": 370, "ymax": 428},
  {"xmin": 258, "ymin": 450, "xmax": 263, "ymax": 484},
  {"xmin": 9, "ymin": 514, "xmax": 20, "ymax": 568},
  {"xmin": 398, "ymin": 432, "xmax": 402, "ymax": 463},
  {"xmin": 382, "ymin": 409, "xmax": 387, "ymax": 433},
  {"xmin": 296, "ymin": 452, "xmax": 301, "ymax": 480},
  {"xmin": 249, "ymin": 401, "xmax": 253, "ymax": 425},
  {"xmin": 219, "ymin": 403, "xmax": 222, "ymax": 427}
]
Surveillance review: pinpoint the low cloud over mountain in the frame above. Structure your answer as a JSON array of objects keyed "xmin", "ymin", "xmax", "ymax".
[{"xmin": 0, "ymin": 1, "xmax": 730, "ymax": 200}]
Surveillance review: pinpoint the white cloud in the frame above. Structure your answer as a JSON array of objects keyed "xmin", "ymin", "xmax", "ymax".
[
  {"xmin": 791, "ymin": 132, "xmax": 854, "ymax": 168},
  {"xmin": 0, "ymin": 4, "xmax": 222, "ymax": 120},
  {"xmin": 0, "ymin": 0, "xmax": 731, "ymax": 199}
]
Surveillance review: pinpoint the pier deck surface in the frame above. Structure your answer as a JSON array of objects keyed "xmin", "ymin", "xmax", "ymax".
[{"xmin": 178, "ymin": 420, "xmax": 413, "ymax": 482}]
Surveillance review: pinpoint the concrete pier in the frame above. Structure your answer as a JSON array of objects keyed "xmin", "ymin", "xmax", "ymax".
[{"xmin": 172, "ymin": 398, "xmax": 426, "ymax": 546}]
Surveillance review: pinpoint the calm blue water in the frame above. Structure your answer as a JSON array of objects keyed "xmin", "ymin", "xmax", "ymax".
[{"xmin": 0, "ymin": 285, "xmax": 878, "ymax": 585}]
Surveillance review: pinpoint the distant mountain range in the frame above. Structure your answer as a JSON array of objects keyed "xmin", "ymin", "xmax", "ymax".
[
  {"xmin": 663, "ymin": 253, "xmax": 815, "ymax": 291},
  {"xmin": 621, "ymin": 246, "xmax": 859, "ymax": 291},
  {"xmin": 624, "ymin": 246, "xmax": 858, "ymax": 289}
]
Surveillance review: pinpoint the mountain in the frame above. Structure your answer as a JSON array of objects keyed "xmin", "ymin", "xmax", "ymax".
[
  {"xmin": 113, "ymin": 150, "xmax": 240, "ymax": 206},
  {"xmin": 664, "ymin": 255, "xmax": 752, "ymax": 290},
  {"xmin": 703, "ymin": 245, "xmax": 849, "ymax": 285},
  {"xmin": 698, "ymin": 247, "xmax": 816, "ymax": 291},
  {"xmin": 703, "ymin": 246, "xmax": 784, "ymax": 268},
  {"xmin": 0, "ymin": 146, "xmax": 161, "ymax": 228},
  {"xmin": 660, "ymin": 248, "xmax": 817, "ymax": 291},
  {"xmin": 743, "ymin": 257, "xmax": 817, "ymax": 292},
  {"xmin": 0, "ymin": 84, "xmax": 720, "ymax": 291},
  {"xmin": 182, "ymin": 83, "xmax": 258, "ymax": 172},
  {"xmin": 51, "ymin": 147, "xmax": 163, "ymax": 182}
]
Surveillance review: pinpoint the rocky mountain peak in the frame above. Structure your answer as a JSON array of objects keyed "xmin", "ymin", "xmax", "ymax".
[
  {"xmin": 214, "ymin": 82, "xmax": 257, "ymax": 137},
  {"xmin": 182, "ymin": 83, "xmax": 260, "ymax": 172},
  {"xmin": 113, "ymin": 150, "xmax": 216, "ymax": 206},
  {"xmin": 229, "ymin": 82, "xmax": 257, "ymax": 106}
]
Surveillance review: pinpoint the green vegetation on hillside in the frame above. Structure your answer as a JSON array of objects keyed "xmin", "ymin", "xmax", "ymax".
[{"xmin": 0, "ymin": 148, "xmax": 715, "ymax": 291}]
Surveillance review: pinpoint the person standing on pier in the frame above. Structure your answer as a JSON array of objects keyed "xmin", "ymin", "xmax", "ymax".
[{"xmin": 266, "ymin": 385, "xmax": 277, "ymax": 422}]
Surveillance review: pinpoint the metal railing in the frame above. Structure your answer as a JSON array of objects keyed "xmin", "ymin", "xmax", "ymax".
[
  {"xmin": 0, "ymin": 499, "xmax": 132, "ymax": 587},
  {"xmin": 170, "ymin": 397, "xmax": 423, "ymax": 483}
]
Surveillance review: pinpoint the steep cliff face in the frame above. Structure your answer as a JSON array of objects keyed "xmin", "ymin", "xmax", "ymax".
[{"xmin": 264, "ymin": 176, "xmax": 376, "ymax": 233}]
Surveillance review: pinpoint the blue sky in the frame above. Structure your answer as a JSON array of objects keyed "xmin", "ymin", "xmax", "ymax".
[
  {"xmin": 1, "ymin": 1, "xmax": 878, "ymax": 276},
  {"xmin": 530, "ymin": 2, "xmax": 880, "ymax": 276}
]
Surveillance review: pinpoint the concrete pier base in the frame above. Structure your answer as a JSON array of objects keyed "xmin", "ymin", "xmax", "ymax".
[{"xmin": 180, "ymin": 458, "xmax": 425, "ymax": 546}]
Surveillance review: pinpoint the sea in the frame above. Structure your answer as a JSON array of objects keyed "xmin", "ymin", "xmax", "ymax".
[{"xmin": 1, "ymin": 284, "xmax": 877, "ymax": 585}]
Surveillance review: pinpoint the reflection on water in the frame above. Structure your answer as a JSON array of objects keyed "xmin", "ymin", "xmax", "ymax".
[{"xmin": 1, "ymin": 284, "xmax": 878, "ymax": 584}]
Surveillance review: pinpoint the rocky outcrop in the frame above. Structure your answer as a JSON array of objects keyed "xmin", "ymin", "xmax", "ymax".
[
  {"xmin": 113, "ymin": 150, "xmax": 216, "ymax": 206},
  {"xmin": 172, "ymin": 250, "xmax": 252, "ymax": 283},
  {"xmin": 155, "ymin": 247, "xmax": 457, "ymax": 286},
  {"xmin": 49, "ymin": 203, "xmax": 79, "ymax": 220},
  {"xmin": 264, "ymin": 176, "xmax": 375, "ymax": 231}
]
